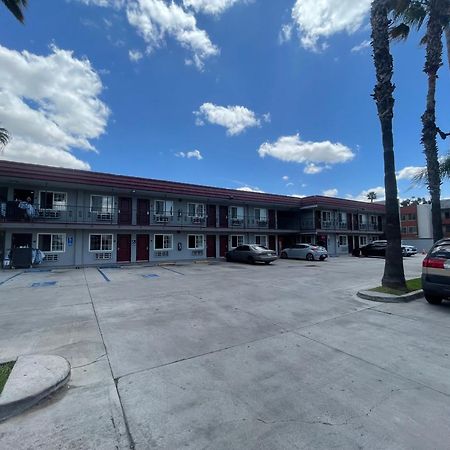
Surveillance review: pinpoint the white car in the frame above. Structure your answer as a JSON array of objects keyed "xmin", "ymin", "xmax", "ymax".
[{"xmin": 280, "ymin": 244, "xmax": 328, "ymax": 261}]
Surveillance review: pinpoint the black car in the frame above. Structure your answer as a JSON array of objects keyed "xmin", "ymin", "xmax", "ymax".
[{"xmin": 361, "ymin": 240, "xmax": 410, "ymax": 257}]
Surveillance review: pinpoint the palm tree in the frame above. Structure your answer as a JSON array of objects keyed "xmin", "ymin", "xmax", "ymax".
[
  {"xmin": 391, "ymin": 0, "xmax": 448, "ymax": 242},
  {"xmin": 0, "ymin": 127, "xmax": 10, "ymax": 151},
  {"xmin": 367, "ymin": 191, "xmax": 378, "ymax": 203},
  {"xmin": 2, "ymin": 0, "xmax": 27, "ymax": 23},
  {"xmin": 413, "ymin": 153, "xmax": 450, "ymax": 182},
  {"xmin": 371, "ymin": 0, "xmax": 406, "ymax": 289}
]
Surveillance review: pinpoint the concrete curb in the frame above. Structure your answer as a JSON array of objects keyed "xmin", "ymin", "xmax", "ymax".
[
  {"xmin": 0, "ymin": 355, "xmax": 71, "ymax": 422},
  {"xmin": 357, "ymin": 289, "xmax": 424, "ymax": 303}
]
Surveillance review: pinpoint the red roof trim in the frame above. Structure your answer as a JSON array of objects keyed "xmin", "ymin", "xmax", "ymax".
[{"xmin": 0, "ymin": 160, "xmax": 385, "ymax": 212}]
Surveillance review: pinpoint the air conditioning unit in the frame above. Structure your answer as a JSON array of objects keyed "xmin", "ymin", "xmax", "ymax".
[
  {"xmin": 96, "ymin": 252, "xmax": 112, "ymax": 260},
  {"xmin": 96, "ymin": 212, "xmax": 112, "ymax": 221},
  {"xmin": 155, "ymin": 215, "xmax": 169, "ymax": 223}
]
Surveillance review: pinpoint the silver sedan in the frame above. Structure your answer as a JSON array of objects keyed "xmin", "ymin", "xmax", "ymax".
[{"xmin": 280, "ymin": 244, "xmax": 328, "ymax": 261}]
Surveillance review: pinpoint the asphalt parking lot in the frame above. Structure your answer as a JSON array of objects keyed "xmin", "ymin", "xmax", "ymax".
[{"xmin": 1, "ymin": 255, "xmax": 450, "ymax": 449}]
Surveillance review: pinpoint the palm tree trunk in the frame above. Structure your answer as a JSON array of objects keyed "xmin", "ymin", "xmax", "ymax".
[
  {"xmin": 371, "ymin": 0, "xmax": 406, "ymax": 289},
  {"xmin": 422, "ymin": 0, "xmax": 444, "ymax": 242},
  {"xmin": 444, "ymin": 27, "xmax": 450, "ymax": 69}
]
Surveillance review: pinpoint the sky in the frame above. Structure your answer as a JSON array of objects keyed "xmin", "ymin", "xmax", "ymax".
[{"xmin": 0, "ymin": 0, "xmax": 449, "ymax": 202}]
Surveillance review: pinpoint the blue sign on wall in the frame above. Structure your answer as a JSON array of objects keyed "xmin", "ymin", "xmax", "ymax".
[{"xmin": 67, "ymin": 236, "xmax": 73, "ymax": 247}]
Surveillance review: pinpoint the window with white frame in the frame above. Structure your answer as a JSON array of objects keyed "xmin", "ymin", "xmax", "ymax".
[
  {"xmin": 359, "ymin": 236, "xmax": 368, "ymax": 246},
  {"xmin": 338, "ymin": 235, "xmax": 348, "ymax": 246},
  {"xmin": 230, "ymin": 206, "xmax": 244, "ymax": 219},
  {"xmin": 230, "ymin": 235, "xmax": 244, "ymax": 248},
  {"xmin": 89, "ymin": 234, "xmax": 113, "ymax": 252},
  {"xmin": 38, "ymin": 233, "xmax": 66, "ymax": 253},
  {"xmin": 321, "ymin": 211, "xmax": 332, "ymax": 222},
  {"xmin": 90, "ymin": 195, "xmax": 113, "ymax": 213},
  {"xmin": 255, "ymin": 235, "xmax": 268, "ymax": 247},
  {"xmin": 187, "ymin": 203, "xmax": 205, "ymax": 217},
  {"xmin": 370, "ymin": 215, "xmax": 378, "ymax": 224},
  {"xmin": 337, "ymin": 212, "xmax": 347, "ymax": 223},
  {"xmin": 187, "ymin": 234, "xmax": 204, "ymax": 249},
  {"xmin": 155, "ymin": 200, "xmax": 173, "ymax": 216},
  {"xmin": 39, "ymin": 191, "xmax": 67, "ymax": 210},
  {"xmin": 358, "ymin": 214, "xmax": 367, "ymax": 224},
  {"xmin": 154, "ymin": 234, "xmax": 173, "ymax": 250},
  {"xmin": 254, "ymin": 208, "xmax": 267, "ymax": 222}
]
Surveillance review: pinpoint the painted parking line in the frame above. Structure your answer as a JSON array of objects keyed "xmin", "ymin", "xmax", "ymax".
[
  {"xmin": 141, "ymin": 274, "xmax": 160, "ymax": 279},
  {"xmin": 0, "ymin": 272, "xmax": 23, "ymax": 286},
  {"xmin": 160, "ymin": 266, "xmax": 185, "ymax": 276},
  {"xmin": 97, "ymin": 267, "xmax": 111, "ymax": 282},
  {"xmin": 30, "ymin": 281, "xmax": 57, "ymax": 288}
]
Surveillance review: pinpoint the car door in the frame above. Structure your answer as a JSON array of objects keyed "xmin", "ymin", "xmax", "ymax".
[
  {"xmin": 233, "ymin": 245, "xmax": 246, "ymax": 261},
  {"xmin": 295, "ymin": 244, "xmax": 308, "ymax": 259}
]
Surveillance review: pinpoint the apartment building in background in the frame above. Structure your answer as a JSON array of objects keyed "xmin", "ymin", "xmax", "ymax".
[{"xmin": 0, "ymin": 161, "xmax": 386, "ymax": 268}]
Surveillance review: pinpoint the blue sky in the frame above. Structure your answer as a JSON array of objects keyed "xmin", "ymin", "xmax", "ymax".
[{"xmin": 0, "ymin": 0, "xmax": 449, "ymax": 201}]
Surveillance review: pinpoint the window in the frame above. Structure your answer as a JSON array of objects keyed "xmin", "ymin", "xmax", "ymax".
[
  {"xmin": 89, "ymin": 234, "xmax": 113, "ymax": 251},
  {"xmin": 401, "ymin": 227, "xmax": 407, "ymax": 234},
  {"xmin": 39, "ymin": 191, "xmax": 67, "ymax": 211},
  {"xmin": 255, "ymin": 235, "xmax": 268, "ymax": 247},
  {"xmin": 187, "ymin": 203, "xmax": 205, "ymax": 217},
  {"xmin": 255, "ymin": 208, "xmax": 267, "ymax": 222},
  {"xmin": 408, "ymin": 226, "xmax": 417, "ymax": 234},
  {"xmin": 358, "ymin": 214, "xmax": 367, "ymax": 224},
  {"xmin": 401, "ymin": 214, "xmax": 406, "ymax": 221},
  {"xmin": 230, "ymin": 235, "xmax": 244, "ymax": 248},
  {"xmin": 370, "ymin": 215, "xmax": 378, "ymax": 224},
  {"xmin": 187, "ymin": 234, "xmax": 204, "ymax": 250},
  {"xmin": 337, "ymin": 212, "xmax": 347, "ymax": 223},
  {"xmin": 155, "ymin": 200, "xmax": 173, "ymax": 216},
  {"xmin": 37, "ymin": 233, "xmax": 66, "ymax": 253},
  {"xmin": 230, "ymin": 206, "xmax": 244, "ymax": 219},
  {"xmin": 90, "ymin": 195, "xmax": 113, "ymax": 213},
  {"xmin": 154, "ymin": 234, "xmax": 173, "ymax": 250},
  {"xmin": 359, "ymin": 236, "xmax": 368, "ymax": 246},
  {"xmin": 321, "ymin": 211, "xmax": 331, "ymax": 222},
  {"xmin": 338, "ymin": 235, "xmax": 348, "ymax": 246}
]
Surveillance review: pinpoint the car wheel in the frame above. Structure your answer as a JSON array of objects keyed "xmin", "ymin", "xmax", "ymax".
[
  {"xmin": 247, "ymin": 256, "xmax": 255, "ymax": 264},
  {"xmin": 306, "ymin": 253, "xmax": 314, "ymax": 261},
  {"xmin": 280, "ymin": 251, "xmax": 288, "ymax": 259},
  {"xmin": 226, "ymin": 255, "xmax": 232, "ymax": 262},
  {"xmin": 425, "ymin": 294, "xmax": 443, "ymax": 305},
  {"xmin": 264, "ymin": 261, "xmax": 271, "ymax": 265}
]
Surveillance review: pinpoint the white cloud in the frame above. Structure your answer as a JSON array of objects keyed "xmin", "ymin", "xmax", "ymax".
[
  {"xmin": 323, "ymin": 188, "xmax": 338, "ymax": 197},
  {"xmin": 182, "ymin": 0, "xmax": 246, "ymax": 15},
  {"xmin": 175, "ymin": 149, "xmax": 203, "ymax": 160},
  {"xmin": 279, "ymin": 23, "xmax": 293, "ymax": 44},
  {"xmin": 347, "ymin": 186, "xmax": 385, "ymax": 202},
  {"xmin": 258, "ymin": 134, "xmax": 355, "ymax": 170},
  {"xmin": 126, "ymin": 0, "xmax": 219, "ymax": 70},
  {"xmin": 351, "ymin": 39, "xmax": 371, "ymax": 53},
  {"xmin": 304, "ymin": 163, "xmax": 326, "ymax": 174},
  {"xmin": 291, "ymin": 0, "xmax": 371, "ymax": 51},
  {"xmin": 282, "ymin": 175, "xmax": 289, "ymax": 181},
  {"xmin": 76, "ymin": 0, "xmax": 125, "ymax": 7},
  {"xmin": 291, "ymin": 194, "xmax": 306, "ymax": 198},
  {"xmin": 0, "ymin": 45, "xmax": 109, "ymax": 170},
  {"xmin": 286, "ymin": 182, "xmax": 294, "ymax": 187},
  {"xmin": 194, "ymin": 103, "xmax": 268, "ymax": 136},
  {"xmin": 129, "ymin": 49, "xmax": 143, "ymax": 62},
  {"xmin": 236, "ymin": 186, "xmax": 264, "ymax": 193},
  {"xmin": 396, "ymin": 166, "xmax": 424, "ymax": 180}
]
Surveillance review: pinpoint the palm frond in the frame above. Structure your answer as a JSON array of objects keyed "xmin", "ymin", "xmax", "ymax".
[
  {"xmin": 1, "ymin": 0, "xmax": 28, "ymax": 23},
  {"xmin": 390, "ymin": 23, "xmax": 411, "ymax": 39}
]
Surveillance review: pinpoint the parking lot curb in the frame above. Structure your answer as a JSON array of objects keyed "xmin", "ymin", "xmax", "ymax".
[
  {"xmin": 0, "ymin": 355, "xmax": 70, "ymax": 422},
  {"xmin": 357, "ymin": 289, "xmax": 423, "ymax": 303}
]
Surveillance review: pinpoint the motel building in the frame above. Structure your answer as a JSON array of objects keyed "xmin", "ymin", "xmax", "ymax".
[{"xmin": 0, "ymin": 161, "xmax": 386, "ymax": 268}]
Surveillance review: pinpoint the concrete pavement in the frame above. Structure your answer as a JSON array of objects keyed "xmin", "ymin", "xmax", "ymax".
[{"xmin": 1, "ymin": 256, "xmax": 450, "ymax": 449}]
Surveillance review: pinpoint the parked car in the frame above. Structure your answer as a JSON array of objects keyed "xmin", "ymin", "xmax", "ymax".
[
  {"xmin": 280, "ymin": 244, "xmax": 328, "ymax": 261},
  {"xmin": 361, "ymin": 240, "xmax": 415, "ymax": 257},
  {"xmin": 422, "ymin": 238, "xmax": 450, "ymax": 304},
  {"xmin": 225, "ymin": 245, "xmax": 278, "ymax": 264}
]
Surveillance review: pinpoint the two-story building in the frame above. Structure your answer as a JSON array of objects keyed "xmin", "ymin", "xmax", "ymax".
[{"xmin": 0, "ymin": 161, "xmax": 386, "ymax": 267}]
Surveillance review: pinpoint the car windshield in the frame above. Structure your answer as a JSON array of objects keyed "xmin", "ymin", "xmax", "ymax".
[
  {"xmin": 430, "ymin": 243, "xmax": 450, "ymax": 259},
  {"xmin": 251, "ymin": 245, "xmax": 269, "ymax": 252}
]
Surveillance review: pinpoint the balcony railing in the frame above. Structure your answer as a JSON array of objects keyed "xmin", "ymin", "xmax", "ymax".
[{"xmin": 0, "ymin": 203, "xmax": 276, "ymax": 229}]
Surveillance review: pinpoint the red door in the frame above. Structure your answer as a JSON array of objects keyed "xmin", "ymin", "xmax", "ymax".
[
  {"xmin": 207, "ymin": 205, "xmax": 216, "ymax": 227},
  {"xmin": 268, "ymin": 235, "xmax": 276, "ymax": 251},
  {"xmin": 118, "ymin": 197, "xmax": 132, "ymax": 225},
  {"xmin": 136, "ymin": 234, "xmax": 149, "ymax": 262},
  {"xmin": 137, "ymin": 199, "xmax": 150, "ymax": 225},
  {"xmin": 219, "ymin": 235, "xmax": 228, "ymax": 257},
  {"xmin": 268, "ymin": 209, "xmax": 276, "ymax": 229},
  {"xmin": 219, "ymin": 206, "xmax": 228, "ymax": 228},
  {"xmin": 117, "ymin": 234, "xmax": 131, "ymax": 262},
  {"xmin": 207, "ymin": 235, "xmax": 216, "ymax": 257}
]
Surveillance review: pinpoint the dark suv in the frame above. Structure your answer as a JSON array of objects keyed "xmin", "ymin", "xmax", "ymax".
[{"xmin": 422, "ymin": 238, "xmax": 450, "ymax": 304}]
